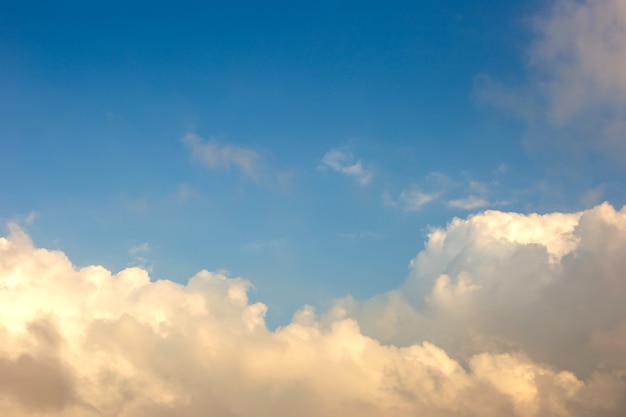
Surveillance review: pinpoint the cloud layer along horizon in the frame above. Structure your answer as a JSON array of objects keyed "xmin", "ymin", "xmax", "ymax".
[{"xmin": 2, "ymin": 203, "xmax": 626, "ymax": 416}]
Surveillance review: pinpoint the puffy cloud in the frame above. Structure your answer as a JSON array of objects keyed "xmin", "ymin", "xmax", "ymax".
[
  {"xmin": 320, "ymin": 149, "xmax": 373, "ymax": 186},
  {"xmin": 182, "ymin": 133, "xmax": 262, "ymax": 182},
  {"xmin": 341, "ymin": 203, "xmax": 626, "ymax": 383},
  {"xmin": 2, "ymin": 204, "xmax": 626, "ymax": 416}
]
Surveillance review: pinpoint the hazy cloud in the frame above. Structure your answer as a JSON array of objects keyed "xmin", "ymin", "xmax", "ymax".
[
  {"xmin": 174, "ymin": 183, "xmax": 203, "ymax": 203},
  {"xmin": 182, "ymin": 133, "xmax": 262, "ymax": 181},
  {"xmin": 476, "ymin": 0, "xmax": 626, "ymax": 160},
  {"xmin": 128, "ymin": 243, "xmax": 150, "ymax": 255},
  {"xmin": 320, "ymin": 149, "xmax": 373, "ymax": 186},
  {"xmin": 530, "ymin": 0, "xmax": 626, "ymax": 125},
  {"xmin": 448, "ymin": 195, "xmax": 489, "ymax": 210},
  {"xmin": 384, "ymin": 189, "xmax": 438, "ymax": 212}
]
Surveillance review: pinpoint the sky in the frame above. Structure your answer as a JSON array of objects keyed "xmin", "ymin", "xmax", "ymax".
[{"xmin": 1, "ymin": 0, "xmax": 626, "ymax": 416}]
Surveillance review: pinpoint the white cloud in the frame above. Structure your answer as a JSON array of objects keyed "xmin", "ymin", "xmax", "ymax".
[
  {"xmin": 320, "ymin": 149, "xmax": 373, "ymax": 186},
  {"xmin": 182, "ymin": 133, "xmax": 262, "ymax": 181},
  {"xmin": 1, "ymin": 204, "xmax": 626, "ymax": 416}
]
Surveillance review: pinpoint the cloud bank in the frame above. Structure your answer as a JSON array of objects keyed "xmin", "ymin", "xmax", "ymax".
[{"xmin": 2, "ymin": 203, "xmax": 626, "ymax": 416}]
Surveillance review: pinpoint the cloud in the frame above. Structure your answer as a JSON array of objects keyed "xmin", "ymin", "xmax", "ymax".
[
  {"xmin": 182, "ymin": 133, "xmax": 262, "ymax": 182},
  {"xmin": 476, "ymin": 0, "xmax": 626, "ymax": 160},
  {"xmin": 448, "ymin": 195, "xmax": 489, "ymax": 210},
  {"xmin": 320, "ymin": 149, "xmax": 373, "ymax": 186},
  {"xmin": 384, "ymin": 188, "xmax": 437, "ymax": 212},
  {"xmin": 336, "ymin": 203, "xmax": 626, "ymax": 385},
  {"xmin": 128, "ymin": 243, "xmax": 150, "ymax": 255},
  {"xmin": 530, "ymin": 0, "xmax": 626, "ymax": 125},
  {"xmin": 174, "ymin": 183, "xmax": 203, "ymax": 203},
  {"xmin": 1, "ymin": 204, "xmax": 626, "ymax": 416}
]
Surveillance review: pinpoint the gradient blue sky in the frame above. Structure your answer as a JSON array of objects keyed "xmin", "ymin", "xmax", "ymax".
[{"xmin": 1, "ymin": 0, "xmax": 624, "ymax": 326}]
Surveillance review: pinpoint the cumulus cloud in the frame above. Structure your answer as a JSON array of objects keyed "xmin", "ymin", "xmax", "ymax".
[
  {"xmin": 182, "ymin": 133, "xmax": 262, "ymax": 182},
  {"xmin": 1, "ymin": 204, "xmax": 626, "ymax": 416},
  {"xmin": 320, "ymin": 149, "xmax": 373, "ymax": 186},
  {"xmin": 339, "ymin": 204, "xmax": 626, "ymax": 384},
  {"xmin": 477, "ymin": 0, "xmax": 626, "ymax": 160}
]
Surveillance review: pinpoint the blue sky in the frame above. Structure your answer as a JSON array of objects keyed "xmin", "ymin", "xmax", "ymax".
[{"xmin": 2, "ymin": 0, "xmax": 625, "ymax": 326}]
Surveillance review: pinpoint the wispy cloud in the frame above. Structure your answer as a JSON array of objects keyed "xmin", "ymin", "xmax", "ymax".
[
  {"xmin": 476, "ymin": 0, "xmax": 626, "ymax": 161},
  {"xmin": 320, "ymin": 148, "xmax": 373, "ymax": 186},
  {"xmin": 384, "ymin": 189, "xmax": 438, "ymax": 212},
  {"xmin": 174, "ymin": 183, "xmax": 203, "ymax": 203},
  {"xmin": 448, "ymin": 195, "xmax": 489, "ymax": 210},
  {"xmin": 182, "ymin": 133, "xmax": 262, "ymax": 182},
  {"xmin": 128, "ymin": 243, "xmax": 150, "ymax": 255},
  {"xmin": 447, "ymin": 180, "xmax": 490, "ymax": 210},
  {"xmin": 127, "ymin": 243, "xmax": 152, "ymax": 271}
]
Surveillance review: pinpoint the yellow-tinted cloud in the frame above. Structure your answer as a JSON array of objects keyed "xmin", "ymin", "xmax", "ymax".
[{"xmin": 1, "ymin": 205, "xmax": 626, "ymax": 416}]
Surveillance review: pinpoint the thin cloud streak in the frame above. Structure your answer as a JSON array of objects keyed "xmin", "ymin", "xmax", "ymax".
[
  {"xmin": 320, "ymin": 149, "xmax": 373, "ymax": 186},
  {"xmin": 448, "ymin": 195, "xmax": 489, "ymax": 210},
  {"xmin": 384, "ymin": 189, "xmax": 438, "ymax": 212},
  {"xmin": 182, "ymin": 133, "xmax": 262, "ymax": 182}
]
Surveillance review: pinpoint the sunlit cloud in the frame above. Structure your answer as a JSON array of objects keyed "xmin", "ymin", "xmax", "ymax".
[
  {"xmin": 337, "ymin": 203, "xmax": 626, "ymax": 383},
  {"xmin": 2, "ymin": 203, "xmax": 626, "ymax": 416}
]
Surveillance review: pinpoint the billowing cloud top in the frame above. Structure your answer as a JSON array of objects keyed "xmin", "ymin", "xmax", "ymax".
[{"xmin": 2, "ymin": 203, "xmax": 626, "ymax": 416}]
